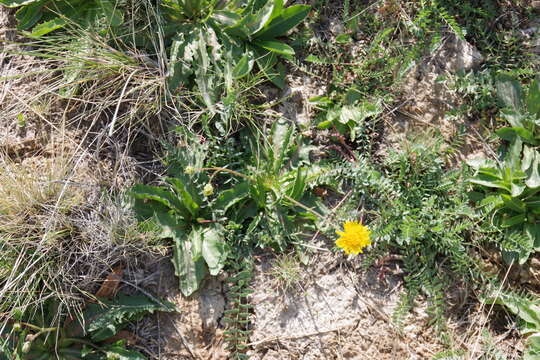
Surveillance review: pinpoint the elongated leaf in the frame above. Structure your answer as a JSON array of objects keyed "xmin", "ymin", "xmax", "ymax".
[
  {"xmin": 167, "ymin": 177, "xmax": 201, "ymax": 217},
  {"xmin": 270, "ymin": 118, "xmax": 293, "ymax": 173},
  {"xmin": 469, "ymin": 179, "xmax": 510, "ymax": 192},
  {"xmin": 14, "ymin": 1, "xmax": 45, "ymax": 30},
  {"xmin": 168, "ymin": 27, "xmax": 199, "ymax": 90},
  {"xmin": 526, "ymin": 223, "xmax": 540, "ymax": 251},
  {"xmin": 286, "ymin": 167, "xmax": 307, "ymax": 201},
  {"xmin": 526, "ymin": 153, "xmax": 540, "ymax": 189},
  {"xmin": 211, "ymin": 10, "xmax": 241, "ymax": 27},
  {"xmin": 173, "ymin": 231, "xmax": 207, "ymax": 296},
  {"xmin": 201, "ymin": 226, "xmax": 227, "ymax": 276},
  {"xmin": 527, "ymin": 78, "xmax": 540, "ymax": 118},
  {"xmin": 233, "ymin": 52, "xmax": 255, "ymax": 79},
  {"xmin": 30, "ymin": 17, "xmax": 67, "ymax": 37},
  {"xmin": 500, "ymin": 194, "xmax": 526, "ymax": 213},
  {"xmin": 215, "ymin": 181, "xmax": 250, "ymax": 213},
  {"xmin": 253, "ymin": 4, "xmax": 310, "ymax": 40},
  {"xmin": 244, "ymin": 0, "xmax": 274, "ymax": 35},
  {"xmin": 130, "ymin": 184, "xmax": 185, "ymax": 214},
  {"xmin": 253, "ymin": 40, "xmax": 294, "ymax": 55},
  {"xmin": 86, "ymin": 295, "xmax": 175, "ymax": 342},
  {"xmin": 501, "ymin": 214, "xmax": 526, "ymax": 228},
  {"xmin": 98, "ymin": 0, "xmax": 124, "ymax": 27}
]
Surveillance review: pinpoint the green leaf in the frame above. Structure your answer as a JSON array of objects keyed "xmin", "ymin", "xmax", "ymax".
[
  {"xmin": 98, "ymin": 0, "xmax": 124, "ymax": 27},
  {"xmin": 232, "ymin": 52, "xmax": 255, "ymax": 79},
  {"xmin": 86, "ymin": 295, "xmax": 175, "ymax": 342},
  {"xmin": 244, "ymin": 0, "xmax": 274, "ymax": 35},
  {"xmin": 211, "ymin": 10, "xmax": 241, "ymax": 27},
  {"xmin": 201, "ymin": 226, "xmax": 227, "ymax": 276},
  {"xmin": 497, "ymin": 73, "xmax": 524, "ymax": 111},
  {"xmin": 130, "ymin": 184, "xmax": 185, "ymax": 214},
  {"xmin": 526, "ymin": 223, "xmax": 540, "ymax": 252},
  {"xmin": 500, "ymin": 193, "xmax": 526, "ymax": 213},
  {"xmin": 286, "ymin": 167, "xmax": 307, "ymax": 201},
  {"xmin": 485, "ymin": 294, "xmax": 540, "ymax": 329},
  {"xmin": 103, "ymin": 344, "xmax": 146, "ymax": 360},
  {"xmin": 214, "ymin": 181, "xmax": 250, "ymax": 213},
  {"xmin": 335, "ymin": 33, "xmax": 352, "ymax": 44},
  {"xmin": 526, "ymin": 152, "xmax": 540, "ymax": 189},
  {"xmin": 527, "ymin": 77, "xmax": 540, "ymax": 118},
  {"xmin": 30, "ymin": 17, "xmax": 67, "ymax": 37},
  {"xmin": 173, "ymin": 230, "xmax": 207, "ymax": 296},
  {"xmin": 14, "ymin": 1, "xmax": 45, "ymax": 30},
  {"xmin": 469, "ymin": 179, "xmax": 510, "ymax": 192},
  {"xmin": 167, "ymin": 177, "xmax": 201, "ymax": 218},
  {"xmin": 501, "ymin": 214, "xmax": 526, "ymax": 228},
  {"xmin": 253, "ymin": 40, "xmax": 295, "ymax": 56},
  {"xmin": 253, "ymin": 4, "xmax": 310, "ymax": 40},
  {"xmin": 167, "ymin": 28, "xmax": 199, "ymax": 90},
  {"xmin": 269, "ymin": 118, "xmax": 293, "ymax": 173}
]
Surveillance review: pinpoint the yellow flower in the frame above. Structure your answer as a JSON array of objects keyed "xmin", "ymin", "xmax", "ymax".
[{"xmin": 335, "ymin": 221, "xmax": 372, "ymax": 255}]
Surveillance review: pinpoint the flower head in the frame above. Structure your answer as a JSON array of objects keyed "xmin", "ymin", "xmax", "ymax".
[
  {"xmin": 335, "ymin": 221, "xmax": 371, "ymax": 255},
  {"xmin": 184, "ymin": 166, "xmax": 196, "ymax": 175},
  {"xmin": 203, "ymin": 183, "xmax": 214, "ymax": 197}
]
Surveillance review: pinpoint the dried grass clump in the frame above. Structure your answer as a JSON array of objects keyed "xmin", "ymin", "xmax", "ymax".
[{"xmin": 0, "ymin": 153, "xmax": 162, "ymax": 320}]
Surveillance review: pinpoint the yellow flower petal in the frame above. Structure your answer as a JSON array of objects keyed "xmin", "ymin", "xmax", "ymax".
[{"xmin": 335, "ymin": 221, "xmax": 372, "ymax": 256}]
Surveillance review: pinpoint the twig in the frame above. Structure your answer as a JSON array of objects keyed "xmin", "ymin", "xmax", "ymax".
[
  {"xmin": 172, "ymin": 322, "xmax": 202, "ymax": 360},
  {"xmin": 247, "ymin": 318, "xmax": 362, "ymax": 347}
]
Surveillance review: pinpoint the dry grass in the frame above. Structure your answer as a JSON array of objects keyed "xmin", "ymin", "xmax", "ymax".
[{"xmin": 0, "ymin": 3, "xmax": 176, "ymax": 324}]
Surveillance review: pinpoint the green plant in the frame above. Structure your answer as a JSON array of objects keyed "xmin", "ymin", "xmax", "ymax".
[
  {"xmin": 495, "ymin": 75, "xmax": 540, "ymax": 146},
  {"xmin": 269, "ymin": 253, "xmax": 303, "ymax": 292},
  {"xmin": 130, "ymin": 122, "xmax": 321, "ymax": 295},
  {"xmin": 309, "ymin": 95, "xmax": 382, "ymax": 142},
  {"xmin": 312, "ymin": 135, "xmax": 487, "ymax": 331},
  {"xmin": 222, "ymin": 254, "xmax": 253, "ymax": 360},
  {"xmin": 486, "ymin": 292, "xmax": 540, "ymax": 360},
  {"xmin": 130, "ymin": 141, "xmax": 229, "ymax": 297},
  {"xmin": 0, "ymin": 293, "xmax": 175, "ymax": 360},
  {"xmin": 0, "ymin": 0, "xmax": 124, "ymax": 37},
  {"xmin": 468, "ymin": 74, "xmax": 540, "ymax": 265},
  {"xmin": 162, "ymin": 0, "xmax": 310, "ymax": 109}
]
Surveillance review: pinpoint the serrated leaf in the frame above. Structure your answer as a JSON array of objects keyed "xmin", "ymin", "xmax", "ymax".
[
  {"xmin": 526, "ymin": 223, "xmax": 540, "ymax": 252},
  {"xmin": 85, "ymin": 295, "xmax": 175, "ymax": 342},
  {"xmin": 269, "ymin": 118, "xmax": 294, "ymax": 173},
  {"xmin": 29, "ymin": 16, "xmax": 67, "ymax": 37}
]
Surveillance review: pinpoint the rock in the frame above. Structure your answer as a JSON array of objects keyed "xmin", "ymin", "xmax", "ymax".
[
  {"xmin": 383, "ymin": 34, "xmax": 485, "ymax": 157},
  {"xmin": 401, "ymin": 34, "xmax": 484, "ymax": 124},
  {"xmin": 198, "ymin": 278, "xmax": 225, "ymax": 329}
]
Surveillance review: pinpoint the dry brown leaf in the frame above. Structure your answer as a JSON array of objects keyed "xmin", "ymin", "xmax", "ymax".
[{"xmin": 95, "ymin": 265, "xmax": 124, "ymax": 298}]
